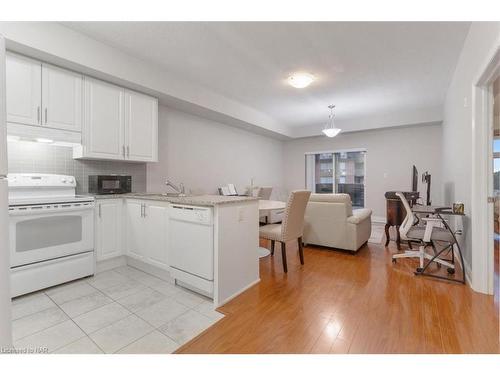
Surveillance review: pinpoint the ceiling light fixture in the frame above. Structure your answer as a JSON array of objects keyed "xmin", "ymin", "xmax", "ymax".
[
  {"xmin": 288, "ymin": 72, "xmax": 315, "ymax": 88},
  {"xmin": 322, "ymin": 105, "xmax": 341, "ymax": 138}
]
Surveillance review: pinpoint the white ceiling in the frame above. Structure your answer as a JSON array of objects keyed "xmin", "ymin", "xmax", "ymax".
[{"xmin": 63, "ymin": 22, "xmax": 470, "ymax": 136}]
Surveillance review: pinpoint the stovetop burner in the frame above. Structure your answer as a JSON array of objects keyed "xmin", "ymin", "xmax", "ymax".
[{"xmin": 7, "ymin": 173, "xmax": 94, "ymax": 207}]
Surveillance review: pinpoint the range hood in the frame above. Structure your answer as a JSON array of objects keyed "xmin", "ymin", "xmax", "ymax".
[{"xmin": 7, "ymin": 123, "xmax": 81, "ymax": 147}]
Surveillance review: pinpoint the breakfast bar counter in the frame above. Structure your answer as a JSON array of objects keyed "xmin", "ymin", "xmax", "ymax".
[{"xmin": 92, "ymin": 193, "xmax": 257, "ymax": 207}]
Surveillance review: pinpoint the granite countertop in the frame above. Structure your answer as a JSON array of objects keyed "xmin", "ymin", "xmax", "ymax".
[{"xmin": 89, "ymin": 193, "xmax": 258, "ymax": 207}]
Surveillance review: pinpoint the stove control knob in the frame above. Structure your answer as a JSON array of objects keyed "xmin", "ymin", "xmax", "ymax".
[
  {"xmin": 68, "ymin": 178, "xmax": 75, "ymax": 184},
  {"xmin": 61, "ymin": 178, "xmax": 67, "ymax": 183}
]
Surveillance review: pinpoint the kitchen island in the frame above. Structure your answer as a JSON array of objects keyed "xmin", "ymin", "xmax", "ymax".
[{"xmin": 93, "ymin": 193, "xmax": 260, "ymax": 308}]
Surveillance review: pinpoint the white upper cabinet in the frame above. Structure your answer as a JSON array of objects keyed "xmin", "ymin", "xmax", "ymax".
[
  {"xmin": 125, "ymin": 90, "xmax": 158, "ymax": 162},
  {"xmin": 42, "ymin": 64, "xmax": 83, "ymax": 132},
  {"xmin": 79, "ymin": 77, "xmax": 125, "ymax": 160},
  {"xmin": 6, "ymin": 52, "xmax": 158, "ymax": 162},
  {"xmin": 6, "ymin": 53, "xmax": 83, "ymax": 132},
  {"xmin": 75, "ymin": 81, "xmax": 158, "ymax": 162},
  {"xmin": 6, "ymin": 53, "xmax": 42, "ymax": 126}
]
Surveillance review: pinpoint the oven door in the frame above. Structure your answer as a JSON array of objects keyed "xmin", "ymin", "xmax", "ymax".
[{"xmin": 9, "ymin": 202, "xmax": 95, "ymax": 268}]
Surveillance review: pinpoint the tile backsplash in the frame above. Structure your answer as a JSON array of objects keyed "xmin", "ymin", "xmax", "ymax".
[{"xmin": 7, "ymin": 142, "xmax": 147, "ymax": 194}]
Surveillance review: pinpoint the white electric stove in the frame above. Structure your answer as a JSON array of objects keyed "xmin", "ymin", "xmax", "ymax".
[{"xmin": 7, "ymin": 173, "xmax": 95, "ymax": 297}]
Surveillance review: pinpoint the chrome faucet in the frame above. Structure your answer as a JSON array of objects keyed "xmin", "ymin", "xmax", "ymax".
[{"xmin": 165, "ymin": 179, "xmax": 186, "ymax": 196}]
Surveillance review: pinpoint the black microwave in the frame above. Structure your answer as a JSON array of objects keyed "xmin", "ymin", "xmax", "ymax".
[{"xmin": 88, "ymin": 175, "xmax": 132, "ymax": 194}]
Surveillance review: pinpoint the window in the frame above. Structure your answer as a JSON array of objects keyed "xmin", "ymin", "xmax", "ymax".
[{"xmin": 305, "ymin": 150, "xmax": 366, "ymax": 208}]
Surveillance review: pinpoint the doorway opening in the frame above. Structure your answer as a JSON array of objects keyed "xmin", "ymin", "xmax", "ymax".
[{"xmin": 472, "ymin": 46, "xmax": 500, "ymax": 297}]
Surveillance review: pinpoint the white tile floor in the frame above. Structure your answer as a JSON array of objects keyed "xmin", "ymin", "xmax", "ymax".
[{"xmin": 11, "ymin": 266, "xmax": 225, "ymax": 354}]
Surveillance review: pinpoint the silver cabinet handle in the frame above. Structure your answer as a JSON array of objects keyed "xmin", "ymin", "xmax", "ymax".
[
  {"xmin": 122, "ymin": 145, "xmax": 126, "ymax": 158},
  {"xmin": 140, "ymin": 203, "xmax": 144, "ymax": 218},
  {"xmin": 127, "ymin": 145, "xmax": 130, "ymax": 158},
  {"xmin": 44, "ymin": 108, "xmax": 47, "ymax": 124},
  {"xmin": 143, "ymin": 204, "xmax": 147, "ymax": 218},
  {"xmin": 98, "ymin": 203, "xmax": 102, "ymax": 218},
  {"xmin": 37, "ymin": 107, "xmax": 40, "ymax": 124}
]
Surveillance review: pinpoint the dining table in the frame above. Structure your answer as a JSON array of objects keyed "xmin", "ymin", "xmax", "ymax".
[{"xmin": 258, "ymin": 199, "xmax": 286, "ymax": 258}]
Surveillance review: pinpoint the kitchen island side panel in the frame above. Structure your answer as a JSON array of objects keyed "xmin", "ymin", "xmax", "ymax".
[{"xmin": 213, "ymin": 200, "xmax": 259, "ymax": 307}]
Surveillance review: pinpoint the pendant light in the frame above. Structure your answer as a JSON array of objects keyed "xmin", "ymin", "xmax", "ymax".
[{"xmin": 322, "ymin": 104, "xmax": 341, "ymax": 138}]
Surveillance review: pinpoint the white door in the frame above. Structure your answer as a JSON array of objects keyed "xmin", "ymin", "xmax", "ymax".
[
  {"xmin": 96, "ymin": 200, "xmax": 122, "ymax": 261},
  {"xmin": 126, "ymin": 200, "xmax": 145, "ymax": 260},
  {"xmin": 0, "ymin": 180, "xmax": 11, "ymax": 347},
  {"xmin": 144, "ymin": 203, "xmax": 169, "ymax": 268},
  {"xmin": 0, "ymin": 37, "xmax": 7, "ymax": 176},
  {"xmin": 492, "ymin": 76, "xmax": 499, "ymax": 298},
  {"xmin": 6, "ymin": 53, "xmax": 41, "ymax": 126},
  {"xmin": 42, "ymin": 64, "xmax": 82, "ymax": 132},
  {"xmin": 0, "ymin": 35, "xmax": 13, "ymax": 347},
  {"xmin": 124, "ymin": 90, "xmax": 158, "ymax": 162},
  {"xmin": 83, "ymin": 78, "xmax": 125, "ymax": 160}
]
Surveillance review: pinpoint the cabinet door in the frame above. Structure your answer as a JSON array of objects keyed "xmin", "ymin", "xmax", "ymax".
[
  {"xmin": 6, "ymin": 53, "xmax": 42, "ymax": 126},
  {"xmin": 144, "ymin": 203, "xmax": 169, "ymax": 268},
  {"xmin": 124, "ymin": 91, "xmax": 158, "ymax": 162},
  {"xmin": 42, "ymin": 64, "xmax": 83, "ymax": 132},
  {"xmin": 126, "ymin": 200, "xmax": 145, "ymax": 260},
  {"xmin": 95, "ymin": 200, "xmax": 123, "ymax": 261},
  {"xmin": 83, "ymin": 78, "xmax": 125, "ymax": 160}
]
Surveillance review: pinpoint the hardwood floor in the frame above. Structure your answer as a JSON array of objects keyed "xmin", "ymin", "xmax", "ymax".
[{"xmin": 177, "ymin": 240, "xmax": 500, "ymax": 354}]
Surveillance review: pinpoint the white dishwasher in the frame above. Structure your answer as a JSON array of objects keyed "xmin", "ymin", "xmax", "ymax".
[{"xmin": 168, "ymin": 204, "xmax": 214, "ymax": 296}]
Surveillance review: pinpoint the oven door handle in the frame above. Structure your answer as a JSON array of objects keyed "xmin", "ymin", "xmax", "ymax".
[{"xmin": 9, "ymin": 204, "xmax": 95, "ymax": 216}]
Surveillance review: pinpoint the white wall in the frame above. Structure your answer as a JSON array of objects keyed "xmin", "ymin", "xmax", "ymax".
[
  {"xmin": 283, "ymin": 123, "xmax": 443, "ymax": 220},
  {"xmin": 147, "ymin": 106, "xmax": 286, "ymax": 199},
  {"xmin": 441, "ymin": 22, "xmax": 500, "ymax": 273}
]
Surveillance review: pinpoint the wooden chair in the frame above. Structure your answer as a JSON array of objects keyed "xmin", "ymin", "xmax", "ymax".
[{"xmin": 259, "ymin": 190, "xmax": 311, "ymax": 273}]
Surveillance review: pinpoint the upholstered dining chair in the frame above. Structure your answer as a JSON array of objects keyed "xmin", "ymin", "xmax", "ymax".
[
  {"xmin": 259, "ymin": 190, "xmax": 311, "ymax": 273},
  {"xmin": 258, "ymin": 186, "xmax": 273, "ymax": 200},
  {"xmin": 258, "ymin": 186, "xmax": 273, "ymax": 223}
]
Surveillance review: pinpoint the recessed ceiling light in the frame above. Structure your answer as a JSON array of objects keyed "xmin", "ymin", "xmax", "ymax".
[
  {"xmin": 288, "ymin": 73, "xmax": 315, "ymax": 88},
  {"xmin": 36, "ymin": 138, "xmax": 54, "ymax": 143}
]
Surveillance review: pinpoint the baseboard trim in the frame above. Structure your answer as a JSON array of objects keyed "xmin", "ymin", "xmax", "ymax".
[
  {"xmin": 96, "ymin": 255, "xmax": 127, "ymax": 273},
  {"xmin": 371, "ymin": 216, "xmax": 386, "ymax": 224},
  {"xmin": 463, "ymin": 257, "xmax": 472, "ymax": 287},
  {"xmin": 126, "ymin": 256, "xmax": 173, "ymax": 283},
  {"xmin": 215, "ymin": 278, "xmax": 260, "ymax": 308}
]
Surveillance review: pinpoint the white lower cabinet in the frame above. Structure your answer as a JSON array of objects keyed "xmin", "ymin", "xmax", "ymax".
[
  {"xmin": 95, "ymin": 199, "xmax": 123, "ymax": 261},
  {"xmin": 125, "ymin": 200, "xmax": 145, "ymax": 260},
  {"xmin": 125, "ymin": 199, "xmax": 169, "ymax": 269},
  {"xmin": 144, "ymin": 203, "xmax": 169, "ymax": 268}
]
